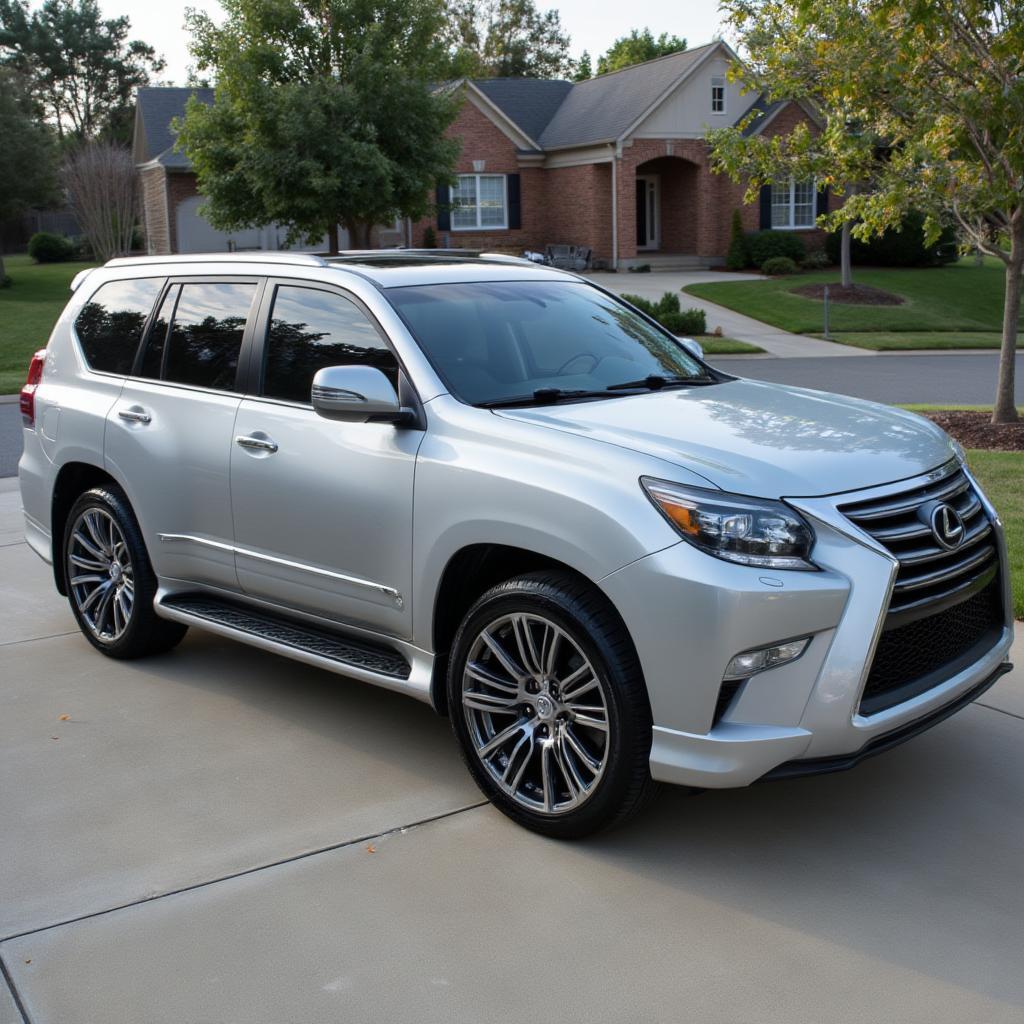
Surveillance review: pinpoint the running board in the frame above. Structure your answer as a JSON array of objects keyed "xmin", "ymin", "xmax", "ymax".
[{"xmin": 157, "ymin": 593, "xmax": 429, "ymax": 698}]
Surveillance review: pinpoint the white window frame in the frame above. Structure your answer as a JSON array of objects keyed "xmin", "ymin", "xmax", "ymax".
[
  {"xmin": 451, "ymin": 173, "xmax": 508, "ymax": 231},
  {"xmin": 711, "ymin": 76, "xmax": 726, "ymax": 115},
  {"xmin": 771, "ymin": 177, "xmax": 817, "ymax": 230}
]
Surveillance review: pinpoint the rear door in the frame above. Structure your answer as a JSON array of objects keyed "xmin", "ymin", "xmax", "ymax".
[
  {"xmin": 105, "ymin": 277, "xmax": 263, "ymax": 591},
  {"xmin": 229, "ymin": 279, "xmax": 421, "ymax": 638}
]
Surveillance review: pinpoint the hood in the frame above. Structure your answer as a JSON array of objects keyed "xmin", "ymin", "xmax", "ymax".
[{"xmin": 495, "ymin": 379, "xmax": 957, "ymax": 498}]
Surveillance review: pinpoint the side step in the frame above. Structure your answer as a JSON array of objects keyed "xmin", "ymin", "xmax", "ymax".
[{"xmin": 160, "ymin": 593, "xmax": 411, "ymax": 679}]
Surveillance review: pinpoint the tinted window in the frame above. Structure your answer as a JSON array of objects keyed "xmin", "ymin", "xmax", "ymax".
[
  {"xmin": 388, "ymin": 280, "xmax": 705, "ymax": 405},
  {"xmin": 75, "ymin": 278, "xmax": 163, "ymax": 374},
  {"xmin": 163, "ymin": 282, "xmax": 256, "ymax": 391},
  {"xmin": 263, "ymin": 286, "xmax": 397, "ymax": 404},
  {"xmin": 139, "ymin": 285, "xmax": 177, "ymax": 379}
]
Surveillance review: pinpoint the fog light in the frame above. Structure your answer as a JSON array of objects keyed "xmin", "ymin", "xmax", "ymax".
[{"xmin": 723, "ymin": 637, "xmax": 810, "ymax": 681}]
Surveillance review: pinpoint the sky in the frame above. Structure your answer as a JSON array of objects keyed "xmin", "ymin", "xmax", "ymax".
[{"xmin": 74, "ymin": 0, "xmax": 729, "ymax": 84}]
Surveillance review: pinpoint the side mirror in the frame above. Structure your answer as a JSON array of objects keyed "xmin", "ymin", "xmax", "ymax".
[
  {"xmin": 680, "ymin": 337, "xmax": 704, "ymax": 360},
  {"xmin": 311, "ymin": 365, "xmax": 407, "ymax": 423}
]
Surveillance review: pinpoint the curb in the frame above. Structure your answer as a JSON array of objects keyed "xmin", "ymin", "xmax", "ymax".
[{"xmin": 0, "ymin": 394, "xmax": 19, "ymax": 405}]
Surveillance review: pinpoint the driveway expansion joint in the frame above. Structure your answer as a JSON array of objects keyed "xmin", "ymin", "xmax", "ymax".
[
  {"xmin": 0, "ymin": 800, "xmax": 489, "ymax": 945},
  {"xmin": 0, "ymin": 952, "xmax": 31, "ymax": 1024}
]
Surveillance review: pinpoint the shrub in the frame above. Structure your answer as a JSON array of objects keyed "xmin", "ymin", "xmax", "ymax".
[
  {"xmin": 747, "ymin": 229, "xmax": 806, "ymax": 267},
  {"xmin": 654, "ymin": 291, "xmax": 680, "ymax": 318},
  {"xmin": 660, "ymin": 308, "xmax": 707, "ymax": 334},
  {"xmin": 725, "ymin": 209, "xmax": 748, "ymax": 270},
  {"xmin": 422, "ymin": 226, "xmax": 437, "ymax": 249},
  {"xmin": 800, "ymin": 250, "xmax": 831, "ymax": 270},
  {"xmin": 824, "ymin": 211, "xmax": 959, "ymax": 267},
  {"xmin": 621, "ymin": 292, "xmax": 656, "ymax": 317},
  {"xmin": 28, "ymin": 231, "xmax": 74, "ymax": 263},
  {"xmin": 761, "ymin": 255, "xmax": 799, "ymax": 276}
]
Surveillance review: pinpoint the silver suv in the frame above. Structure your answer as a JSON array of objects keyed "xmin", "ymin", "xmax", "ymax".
[{"xmin": 19, "ymin": 252, "xmax": 1014, "ymax": 837}]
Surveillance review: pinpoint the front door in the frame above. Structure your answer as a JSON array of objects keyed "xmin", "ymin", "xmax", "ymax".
[
  {"xmin": 635, "ymin": 175, "xmax": 660, "ymax": 250},
  {"xmin": 229, "ymin": 280, "xmax": 421, "ymax": 639}
]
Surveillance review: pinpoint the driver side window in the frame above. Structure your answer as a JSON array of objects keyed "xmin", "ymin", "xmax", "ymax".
[{"xmin": 262, "ymin": 285, "xmax": 398, "ymax": 404}]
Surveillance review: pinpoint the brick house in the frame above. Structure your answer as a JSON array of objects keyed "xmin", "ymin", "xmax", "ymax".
[{"xmin": 134, "ymin": 41, "xmax": 829, "ymax": 266}]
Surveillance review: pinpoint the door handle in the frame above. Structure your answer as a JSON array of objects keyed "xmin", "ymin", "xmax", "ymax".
[
  {"xmin": 118, "ymin": 407, "xmax": 151, "ymax": 424},
  {"xmin": 235, "ymin": 434, "xmax": 279, "ymax": 454}
]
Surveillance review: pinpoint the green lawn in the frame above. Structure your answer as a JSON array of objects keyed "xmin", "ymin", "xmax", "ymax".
[
  {"xmin": 696, "ymin": 336, "xmax": 763, "ymax": 355},
  {"xmin": 824, "ymin": 331, "xmax": 1003, "ymax": 351},
  {"xmin": 0, "ymin": 254, "xmax": 99, "ymax": 393},
  {"xmin": 684, "ymin": 260, "xmax": 1019, "ymax": 337},
  {"xmin": 965, "ymin": 449, "xmax": 1024, "ymax": 619}
]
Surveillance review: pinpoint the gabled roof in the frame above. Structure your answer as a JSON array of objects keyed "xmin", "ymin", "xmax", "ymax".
[
  {"xmin": 538, "ymin": 42, "xmax": 722, "ymax": 149},
  {"xmin": 134, "ymin": 86, "xmax": 214, "ymax": 166},
  {"xmin": 471, "ymin": 78, "xmax": 573, "ymax": 144}
]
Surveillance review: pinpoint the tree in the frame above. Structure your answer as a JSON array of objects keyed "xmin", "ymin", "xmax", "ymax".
[
  {"xmin": 0, "ymin": 0, "xmax": 165, "ymax": 144},
  {"xmin": 708, "ymin": 1, "xmax": 1024, "ymax": 425},
  {"xmin": 177, "ymin": 0, "xmax": 460, "ymax": 254},
  {"xmin": 444, "ymin": 0, "xmax": 573, "ymax": 78},
  {"xmin": 0, "ymin": 68, "xmax": 59, "ymax": 284},
  {"xmin": 573, "ymin": 50, "xmax": 591, "ymax": 81},
  {"xmin": 63, "ymin": 141, "xmax": 137, "ymax": 261},
  {"xmin": 596, "ymin": 28, "xmax": 687, "ymax": 75}
]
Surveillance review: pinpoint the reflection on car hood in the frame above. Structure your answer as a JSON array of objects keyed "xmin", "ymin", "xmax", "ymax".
[{"xmin": 495, "ymin": 378, "xmax": 957, "ymax": 498}]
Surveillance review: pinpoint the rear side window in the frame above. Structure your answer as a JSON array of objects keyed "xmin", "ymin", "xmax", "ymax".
[
  {"xmin": 160, "ymin": 281, "xmax": 257, "ymax": 391},
  {"xmin": 74, "ymin": 278, "xmax": 163, "ymax": 374},
  {"xmin": 262, "ymin": 285, "xmax": 398, "ymax": 404}
]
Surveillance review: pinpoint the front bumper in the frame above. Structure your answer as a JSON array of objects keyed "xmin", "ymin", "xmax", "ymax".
[{"xmin": 599, "ymin": 462, "xmax": 1015, "ymax": 789}]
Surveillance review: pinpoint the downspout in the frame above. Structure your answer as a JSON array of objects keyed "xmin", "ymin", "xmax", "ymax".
[{"xmin": 610, "ymin": 143, "xmax": 619, "ymax": 271}]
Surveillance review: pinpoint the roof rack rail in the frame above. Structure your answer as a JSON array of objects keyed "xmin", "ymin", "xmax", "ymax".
[{"xmin": 103, "ymin": 252, "xmax": 329, "ymax": 268}]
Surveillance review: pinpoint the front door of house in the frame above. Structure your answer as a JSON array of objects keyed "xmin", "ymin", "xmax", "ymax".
[{"xmin": 635, "ymin": 176, "xmax": 660, "ymax": 250}]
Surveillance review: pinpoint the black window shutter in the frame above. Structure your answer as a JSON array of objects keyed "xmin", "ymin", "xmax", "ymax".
[
  {"xmin": 436, "ymin": 184, "xmax": 451, "ymax": 232},
  {"xmin": 507, "ymin": 173, "xmax": 521, "ymax": 230},
  {"xmin": 816, "ymin": 184, "xmax": 829, "ymax": 218},
  {"xmin": 759, "ymin": 184, "xmax": 772, "ymax": 230}
]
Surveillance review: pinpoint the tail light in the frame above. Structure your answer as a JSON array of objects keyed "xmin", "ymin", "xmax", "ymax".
[{"xmin": 20, "ymin": 349, "xmax": 47, "ymax": 426}]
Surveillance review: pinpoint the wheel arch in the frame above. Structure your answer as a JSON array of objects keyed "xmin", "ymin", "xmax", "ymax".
[
  {"xmin": 50, "ymin": 461, "xmax": 121, "ymax": 595},
  {"xmin": 428, "ymin": 543, "xmax": 636, "ymax": 715}
]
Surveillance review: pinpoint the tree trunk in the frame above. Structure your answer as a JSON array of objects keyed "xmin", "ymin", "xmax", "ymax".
[
  {"xmin": 993, "ymin": 253, "xmax": 1022, "ymax": 424},
  {"xmin": 326, "ymin": 223, "xmax": 340, "ymax": 255},
  {"xmin": 347, "ymin": 221, "xmax": 372, "ymax": 249},
  {"xmin": 840, "ymin": 219, "xmax": 853, "ymax": 289}
]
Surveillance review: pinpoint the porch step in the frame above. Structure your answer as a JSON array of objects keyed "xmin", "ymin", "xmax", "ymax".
[
  {"xmin": 621, "ymin": 254, "xmax": 716, "ymax": 272},
  {"xmin": 159, "ymin": 593, "xmax": 411, "ymax": 679}
]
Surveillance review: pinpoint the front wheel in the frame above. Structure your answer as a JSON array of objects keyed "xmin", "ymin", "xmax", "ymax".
[{"xmin": 447, "ymin": 571, "xmax": 654, "ymax": 838}]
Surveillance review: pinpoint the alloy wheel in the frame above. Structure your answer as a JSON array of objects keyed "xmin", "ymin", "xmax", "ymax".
[
  {"xmin": 461, "ymin": 612, "xmax": 610, "ymax": 815},
  {"xmin": 67, "ymin": 508, "xmax": 135, "ymax": 643}
]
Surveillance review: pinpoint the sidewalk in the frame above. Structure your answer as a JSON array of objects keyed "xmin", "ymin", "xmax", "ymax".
[{"xmin": 589, "ymin": 270, "xmax": 873, "ymax": 358}]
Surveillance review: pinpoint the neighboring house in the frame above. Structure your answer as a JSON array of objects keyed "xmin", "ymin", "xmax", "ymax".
[{"xmin": 134, "ymin": 41, "xmax": 830, "ymax": 266}]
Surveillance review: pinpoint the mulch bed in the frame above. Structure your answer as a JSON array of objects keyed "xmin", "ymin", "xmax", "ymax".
[
  {"xmin": 790, "ymin": 283, "xmax": 905, "ymax": 305},
  {"xmin": 921, "ymin": 410, "xmax": 1024, "ymax": 452}
]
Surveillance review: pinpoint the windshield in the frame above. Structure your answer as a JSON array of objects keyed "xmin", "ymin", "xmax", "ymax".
[{"xmin": 386, "ymin": 280, "xmax": 711, "ymax": 406}]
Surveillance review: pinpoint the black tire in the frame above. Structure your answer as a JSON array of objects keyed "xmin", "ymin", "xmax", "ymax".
[
  {"xmin": 62, "ymin": 485, "xmax": 187, "ymax": 659},
  {"xmin": 447, "ymin": 570, "xmax": 655, "ymax": 839}
]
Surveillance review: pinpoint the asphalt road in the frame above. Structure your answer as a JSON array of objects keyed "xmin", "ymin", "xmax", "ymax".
[
  {"xmin": 1, "ymin": 476, "xmax": 1023, "ymax": 1022},
  {"xmin": 1, "ymin": 352, "xmax": 1021, "ymax": 477}
]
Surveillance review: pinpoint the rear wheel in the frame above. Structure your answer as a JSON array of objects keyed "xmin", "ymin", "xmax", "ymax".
[
  {"xmin": 63, "ymin": 486, "xmax": 187, "ymax": 659},
  {"xmin": 447, "ymin": 571, "xmax": 654, "ymax": 838}
]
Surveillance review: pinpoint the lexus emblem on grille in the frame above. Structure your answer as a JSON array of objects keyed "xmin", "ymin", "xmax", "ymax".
[{"xmin": 929, "ymin": 502, "xmax": 965, "ymax": 550}]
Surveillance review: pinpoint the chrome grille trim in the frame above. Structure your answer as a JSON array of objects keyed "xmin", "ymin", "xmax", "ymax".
[{"xmin": 838, "ymin": 464, "xmax": 999, "ymax": 619}]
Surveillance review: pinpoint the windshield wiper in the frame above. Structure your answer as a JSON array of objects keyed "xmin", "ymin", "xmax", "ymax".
[
  {"xmin": 605, "ymin": 374, "xmax": 718, "ymax": 392},
  {"xmin": 478, "ymin": 387, "xmax": 624, "ymax": 409}
]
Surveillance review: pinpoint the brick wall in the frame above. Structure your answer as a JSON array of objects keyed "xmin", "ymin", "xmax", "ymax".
[
  {"xmin": 412, "ymin": 100, "xmax": 548, "ymax": 253},
  {"xmin": 166, "ymin": 172, "xmax": 201, "ymax": 254},
  {"xmin": 543, "ymin": 162, "xmax": 613, "ymax": 263},
  {"xmin": 139, "ymin": 164, "xmax": 170, "ymax": 255}
]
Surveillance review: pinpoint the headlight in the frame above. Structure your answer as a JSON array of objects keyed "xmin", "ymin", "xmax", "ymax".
[{"xmin": 641, "ymin": 478, "xmax": 817, "ymax": 570}]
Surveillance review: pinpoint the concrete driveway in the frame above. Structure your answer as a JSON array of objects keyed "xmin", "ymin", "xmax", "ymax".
[{"xmin": 1, "ymin": 474, "xmax": 1023, "ymax": 1023}]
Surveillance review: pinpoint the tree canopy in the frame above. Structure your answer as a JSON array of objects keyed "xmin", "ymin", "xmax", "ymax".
[
  {"xmin": 0, "ymin": 67, "xmax": 59, "ymax": 282},
  {"xmin": 708, "ymin": 0, "xmax": 1024, "ymax": 423},
  {"xmin": 444, "ymin": 0, "xmax": 573, "ymax": 78},
  {"xmin": 177, "ymin": 0, "xmax": 461, "ymax": 253},
  {"xmin": 0, "ymin": 0, "xmax": 164, "ymax": 143},
  {"xmin": 595, "ymin": 28, "xmax": 687, "ymax": 76}
]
